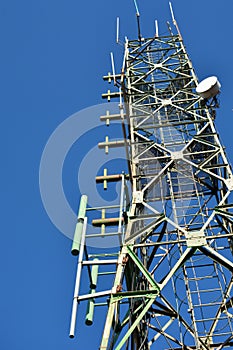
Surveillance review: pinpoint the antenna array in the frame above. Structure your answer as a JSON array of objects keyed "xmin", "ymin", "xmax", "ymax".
[{"xmin": 69, "ymin": 4, "xmax": 233, "ymax": 349}]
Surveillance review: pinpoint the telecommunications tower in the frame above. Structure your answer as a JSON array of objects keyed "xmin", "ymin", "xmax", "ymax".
[{"xmin": 69, "ymin": 3, "xmax": 233, "ymax": 349}]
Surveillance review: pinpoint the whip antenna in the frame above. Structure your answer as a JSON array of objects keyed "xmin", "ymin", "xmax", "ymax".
[{"xmin": 133, "ymin": 0, "xmax": 142, "ymax": 42}]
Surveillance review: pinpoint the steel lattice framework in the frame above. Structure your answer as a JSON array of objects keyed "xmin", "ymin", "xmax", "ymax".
[{"xmin": 69, "ymin": 9, "xmax": 233, "ymax": 350}]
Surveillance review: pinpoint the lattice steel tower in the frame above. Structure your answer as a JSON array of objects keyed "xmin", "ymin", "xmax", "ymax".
[{"xmin": 69, "ymin": 3, "xmax": 233, "ymax": 349}]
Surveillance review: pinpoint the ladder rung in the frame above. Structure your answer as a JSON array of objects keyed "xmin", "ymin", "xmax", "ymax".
[
  {"xmin": 188, "ymin": 275, "xmax": 216, "ymax": 281},
  {"xmin": 199, "ymin": 331, "xmax": 233, "ymax": 338},
  {"xmin": 190, "ymin": 288, "xmax": 222, "ymax": 294},
  {"xmin": 175, "ymin": 205, "xmax": 201, "ymax": 209},
  {"xmin": 196, "ymin": 316, "xmax": 228, "ymax": 322},
  {"xmin": 186, "ymin": 263, "xmax": 213, "ymax": 269},
  {"xmin": 193, "ymin": 302, "xmax": 222, "ymax": 307}
]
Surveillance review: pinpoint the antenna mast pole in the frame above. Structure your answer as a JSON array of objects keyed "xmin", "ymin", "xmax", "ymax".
[{"xmin": 133, "ymin": 0, "xmax": 142, "ymax": 42}]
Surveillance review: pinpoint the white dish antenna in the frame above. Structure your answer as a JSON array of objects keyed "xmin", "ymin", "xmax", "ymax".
[{"xmin": 196, "ymin": 76, "xmax": 221, "ymax": 99}]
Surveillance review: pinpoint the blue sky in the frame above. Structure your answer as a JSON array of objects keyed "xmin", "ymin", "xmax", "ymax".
[{"xmin": 1, "ymin": 1, "xmax": 233, "ymax": 349}]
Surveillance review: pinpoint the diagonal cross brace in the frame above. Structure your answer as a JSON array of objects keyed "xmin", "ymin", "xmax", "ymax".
[
  {"xmin": 125, "ymin": 214, "xmax": 165, "ymax": 244},
  {"xmin": 199, "ymin": 246, "xmax": 233, "ymax": 272},
  {"xmin": 127, "ymin": 245, "xmax": 160, "ymax": 290},
  {"xmin": 159, "ymin": 247, "xmax": 196, "ymax": 290},
  {"xmin": 115, "ymin": 297, "xmax": 155, "ymax": 350}
]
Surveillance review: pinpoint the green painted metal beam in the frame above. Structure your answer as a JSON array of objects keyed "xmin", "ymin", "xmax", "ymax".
[
  {"xmin": 115, "ymin": 298, "xmax": 155, "ymax": 350},
  {"xmin": 71, "ymin": 195, "xmax": 88, "ymax": 255},
  {"xmin": 127, "ymin": 245, "xmax": 160, "ymax": 290}
]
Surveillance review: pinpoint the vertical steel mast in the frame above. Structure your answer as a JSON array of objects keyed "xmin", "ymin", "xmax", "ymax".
[{"xmin": 69, "ymin": 4, "xmax": 233, "ymax": 349}]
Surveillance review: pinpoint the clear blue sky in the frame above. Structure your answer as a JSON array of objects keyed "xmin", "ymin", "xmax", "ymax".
[{"xmin": 1, "ymin": 1, "xmax": 233, "ymax": 349}]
